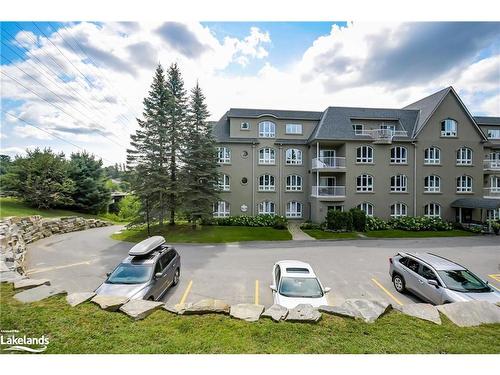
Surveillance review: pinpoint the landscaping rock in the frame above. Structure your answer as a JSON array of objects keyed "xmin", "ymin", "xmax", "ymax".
[
  {"xmin": 0, "ymin": 270, "xmax": 26, "ymax": 283},
  {"xmin": 320, "ymin": 299, "xmax": 391, "ymax": 323},
  {"xmin": 437, "ymin": 301, "xmax": 500, "ymax": 327},
  {"xmin": 318, "ymin": 305, "xmax": 357, "ymax": 319},
  {"xmin": 14, "ymin": 278, "xmax": 50, "ymax": 290},
  {"xmin": 91, "ymin": 295, "xmax": 129, "ymax": 312},
  {"xmin": 285, "ymin": 304, "xmax": 321, "ymax": 323},
  {"xmin": 400, "ymin": 303, "xmax": 441, "ymax": 325},
  {"xmin": 120, "ymin": 299, "xmax": 164, "ymax": 320},
  {"xmin": 262, "ymin": 304, "xmax": 288, "ymax": 322},
  {"xmin": 230, "ymin": 303, "xmax": 265, "ymax": 322},
  {"xmin": 163, "ymin": 303, "xmax": 188, "ymax": 314},
  {"xmin": 14, "ymin": 285, "xmax": 66, "ymax": 303},
  {"xmin": 66, "ymin": 292, "xmax": 96, "ymax": 307},
  {"xmin": 182, "ymin": 298, "xmax": 231, "ymax": 315}
]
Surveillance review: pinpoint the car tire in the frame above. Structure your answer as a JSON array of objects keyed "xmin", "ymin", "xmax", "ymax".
[
  {"xmin": 147, "ymin": 296, "xmax": 155, "ymax": 301},
  {"xmin": 172, "ymin": 269, "xmax": 180, "ymax": 286},
  {"xmin": 393, "ymin": 274, "xmax": 406, "ymax": 293}
]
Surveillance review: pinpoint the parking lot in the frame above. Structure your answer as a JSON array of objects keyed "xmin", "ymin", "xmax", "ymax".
[{"xmin": 25, "ymin": 225, "xmax": 500, "ymax": 307}]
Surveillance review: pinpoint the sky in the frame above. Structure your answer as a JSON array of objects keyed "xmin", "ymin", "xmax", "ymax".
[{"xmin": 1, "ymin": 21, "xmax": 499, "ymax": 165}]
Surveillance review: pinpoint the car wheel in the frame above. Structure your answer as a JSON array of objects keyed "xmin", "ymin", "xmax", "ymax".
[
  {"xmin": 172, "ymin": 269, "xmax": 180, "ymax": 286},
  {"xmin": 147, "ymin": 296, "xmax": 155, "ymax": 301},
  {"xmin": 393, "ymin": 274, "xmax": 406, "ymax": 293}
]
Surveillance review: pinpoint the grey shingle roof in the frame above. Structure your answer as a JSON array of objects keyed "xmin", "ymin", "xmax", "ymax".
[
  {"xmin": 227, "ymin": 108, "xmax": 323, "ymax": 121},
  {"xmin": 451, "ymin": 198, "xmax": 500, "ymax": 209},
  {"xmin": 475, "ymin": 116, "xmax": 500, "ymax": 126},
  {"xmin": 308, "ymin": 106, "xmax": 418, "ymax": 142},
  {"xmin": 403, "ymin": 87, "xmax": 451, "ymax": 137}
]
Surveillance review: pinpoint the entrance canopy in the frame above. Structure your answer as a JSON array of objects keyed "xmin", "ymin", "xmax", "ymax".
[{"xmin": 451, "ymin": 198, "xmax": 500, "ymax": 210}]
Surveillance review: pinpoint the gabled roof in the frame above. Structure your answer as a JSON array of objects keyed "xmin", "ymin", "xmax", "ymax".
[
  {"xmin": 475, "ymin": 116, "xmax": 500, "ymax": 126},
  {"xmin": 308, "ymin": 106, "xmax": 418, "ymax": 142},
  {"xmin": 227, "ymin": 108, "xmax": 323, "ymax": 121}
]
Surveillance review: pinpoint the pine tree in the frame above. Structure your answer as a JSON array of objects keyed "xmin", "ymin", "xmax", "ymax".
[{"xmin": 180, "ymin": 82, "xmax": 220, "ymax": 224}]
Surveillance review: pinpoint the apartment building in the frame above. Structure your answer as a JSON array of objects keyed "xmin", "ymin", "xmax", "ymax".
[{"xmin": 212, "ymin": 86, "xmax": 500, "ymax": 223}]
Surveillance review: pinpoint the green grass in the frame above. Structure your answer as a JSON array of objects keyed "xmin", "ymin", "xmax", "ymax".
[
  {"xmin": 365, "ymin": 229, "xmax": 476, "ymax": 238},
  {"xmin": 112, "ymin": 223, "xmax": 292, "ymax": 243},
  {"xmin": 1, "ymin": 284, "xmax": 498, "ymax": 354},
  {"xmin": 303, "ymin": 229, "xmax": 359, "ymax": 239},
  {"xmin": 0, "ymin": 197, "xmax": 100, "ymax": 219}
]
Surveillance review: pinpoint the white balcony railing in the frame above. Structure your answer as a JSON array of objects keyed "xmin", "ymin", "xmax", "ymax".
[
  {"xmin": 483, "ymin": 159, "xmax": 500, "ymax": 170},
  {"xmin": 312, "ymin": 156, "xmax": 346, "ymax": 169},
  {"xmin": 484, "ymin": 187, "xmax": 500, "ymax": 198},
  {"xmin": 311, "ymin": 186, "xmax": 346, "ymax": 198},
  {"xmin": 355, "ymin": 129, "xmax": 408, "ymax": 141}
]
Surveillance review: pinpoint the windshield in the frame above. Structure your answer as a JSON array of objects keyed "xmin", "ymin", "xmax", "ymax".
[
  {"xmin": 437, "ymin": 270, "xmax": 490, "ymax": 293},
  {"xmin": 106, "ymin": 263, "xmax": 152, "ymax": 284},
  {"xmin": 279, "ymin": 277, "xmax": 323, "ymax": 298}
]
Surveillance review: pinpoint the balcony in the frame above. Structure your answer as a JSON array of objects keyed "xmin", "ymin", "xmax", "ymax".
[
  {"xmin": 484, "ymin": 187, "xmax": 500, "ymax": 199},
  {"xmin": 312, "ymin": 157, "xmax": 346, "ymax": 170},
  {"xmin": 483, "ymin": 159, "xmax": 500, "ymax": 171},
  {"xmin": 355, "ymin": 129, "xmax": 408, "ymax": 144},
  {"xmin": 311, "ymin": 186, "xmax": 346, "ymax": 200}
]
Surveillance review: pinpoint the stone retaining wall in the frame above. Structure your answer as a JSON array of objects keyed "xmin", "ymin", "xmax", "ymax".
[{"xmin": 0, "ymin": 215, "xmax": 111, "ymax": 273}]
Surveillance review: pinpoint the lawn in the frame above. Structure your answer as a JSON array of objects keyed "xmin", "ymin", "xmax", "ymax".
[
  {"xmin": 365, "ymin": 229, "xmax": 476, "ymax": 238},
  {"xmin": 0, "ymin": 197, "xmax": 100, "ymax": 219},
  {"xmin": 303, "ymin": 229, "xmax": 359, "ymax": 240},
  {"xmin": 1, "ymin": 284, "xmax": 499, "ymax": 354},
  {"xmin": 112, "ymin": 223, "xmax": 292, "ymax": 243}
]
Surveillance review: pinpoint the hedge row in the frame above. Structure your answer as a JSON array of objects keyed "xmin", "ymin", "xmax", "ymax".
[{"xmin": 209, "ymin": 214, "xmax": 288, "ymax": 229}]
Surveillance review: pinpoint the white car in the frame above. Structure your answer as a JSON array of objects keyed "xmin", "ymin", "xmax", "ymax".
[{"xmin": 270, "ymin": 260, "xmax": 330, "ymax": 309}]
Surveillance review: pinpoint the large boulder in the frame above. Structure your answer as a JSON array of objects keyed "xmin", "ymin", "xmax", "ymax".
[
  {"xmin": 319, "ymin": 299, "xmax": 391, "ymax": 323},
  {"xmin": 182, "ymin": 298, "xmax": 231, "ymax": 315},
  {"xmin": 163, "ymin": 303, "xmax": 191, "ymax": 315},
  {"xmin": 437, "ymin": 301, "xmax": 500, "ymax": 327},
  {"xmin": 230, "ymin": 304, "xmax": 265, "ymax": 322},
  {"xmin": 66, "ymin": 292, "xmax": 96, "ymax": 307},
  {"xmin": 120, "ymin": 299, "xmax": 164, "ymax": 320},
  {"xmin": 14, "ymin": 278, "xmax": 51, "ymax": 290},
  {"xmin": 14, "ymin": 285, "xmax": 66, "ymax": 303},
  {"xmin": 91, "ymin": 295, "xmax": 129, "ymax": 312},
  {"xmin": 285, "ymin": 304, "xmax": 321, "ymax": 323},
  {"xmin": 399, "ymin": 303, "xmax": 441, "ymax": 325},
  {"xmin": 262, "ymin": 304, "xmax": 288, "ymax": 322},
  {"xmin": 0, "ymin": 270, "xmax": 26, "ymax": 283}
]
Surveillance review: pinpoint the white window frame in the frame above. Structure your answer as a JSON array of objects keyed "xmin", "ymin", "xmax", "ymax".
[
  {"xmin": 456, "ymin": 147, "xmax": 473, "ymax": 165},
  {"xmin": 441, "ymin": 119, "xmax": 457, "ymax": 137},
  {"xmin": 357, "ymin": 202, "xmax": 374, "ymax": 217},
  {"xmin": 353, "ymin": 124, "xmax": 364, "ymax": 135},
  {"xmin": 390, "ymin": 202, "xmax": 408, "ymax": 218},
  {"xmin": 487, "ymin": 208, "xmax": 500, "ymax": 221},
  {"xmin": 356, "ymin": 146, "xmax": 374, "ymax": 163},
  {"xmin": 258, "ymin": 121, "xmax": 276, "ymax": 138},
  {"xmin": 424, "ymin": 147, "xmax": 441, "ymax": 165},
  {"xmin": 217, "ymin": 147, "xmax": 231, "ymax": 164},
  {"xmin": 218, "ymin": 174, "xmax": 230, "ymax": 191},
  {"xmin": 424, "ymin": 175, "xmax": 441, "ymax": 193},
  {"xmin": 491, "ymin": 176, "xmax": 500, "ymax": 191},
  {"xmin": 213, "ymin": 201, "xmax": 230, "ymax": 217},
  {"xmin": 258, "ymin": 201, "xmax": 275, "ymax": 215},
  {"xmin": 390, "ymin": 174, "xmax": 408, "ymax": 192},
  {"xmin": 487, "ymin": 129, "xmax": 500, "ymax": 139},
  {"xmin": 259, "ymin": 148, "xmax": 276, "ymax": 164},
  {"xmin": 259, "ymin": 174, "xmax": 275, "ymax": 191},
  {"xmin": 286, "ymin": 201, "xmax": 302, "ymax": 218},
  {"xmin": 285, "ymin": 148, "xmax": 302, "ymax": 165},
  {"xmin": 285, "ymin": 123, "xmax": 302, "ymax": 134},
  {"xmin": 457, "ymin": 175, "xmax": 473, "ymax": 193},
  {"xmin": 424, "ymin": 203, "xmax": 441, "ymax": 218},
  {"xmin": 390, "ymin": 146, "xmax": 407, "ymax": 164},
  {"xmin": 356, "ymin": 174, "xmax": 374, "ymax": 192},
  {"xmin": 240, "ymin": 122, "xmax": 250, "ymax": 130},
  {"xmin": 286, "ymin": 175, "xmax": 302, "ymax": 191}
]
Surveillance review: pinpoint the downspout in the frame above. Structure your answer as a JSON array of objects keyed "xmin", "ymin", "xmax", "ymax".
[
  {"xmin": 278, "ymin": 144, "xmax": 283, "ymax": 215},
  {"xmin": 412, "ymin": 141, "xmax": 417, "ymax": 216},
  {"xmin": 252, "ymin": 143, "xmax": 255, "ymax": 216}
]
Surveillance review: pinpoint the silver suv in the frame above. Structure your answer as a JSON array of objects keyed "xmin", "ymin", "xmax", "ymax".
[
  {"xmin": 389, "ymin": 252, "xmax": 500, "ymax": 305},
  {"xmin": 95, "ymin": 236, "xmax": 180, "ymax": 301}
]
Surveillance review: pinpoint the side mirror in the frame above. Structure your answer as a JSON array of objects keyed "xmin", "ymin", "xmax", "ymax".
[
  {"xmin": 428, "ymin": 279, "xmax": 439, "ymax": 288},
  {"xmin": 154, "ymin": 272, "xmax": 163, "ymax": 279},
  {"xmin": 324, "ymin": 287, "xmax": 331, "ymax": 293},
  {"xmin": 106, "ymin": 272, "xmax": 111, "ymax": 277},
  {"xmin": 269, "ymin": 285, "xmax": 277, "ymax": 292}
]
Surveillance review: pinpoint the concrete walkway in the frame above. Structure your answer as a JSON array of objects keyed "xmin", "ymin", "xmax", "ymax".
[{"xmin": 287, "ymin": 222, "xmax": 315, "ymax": 240}]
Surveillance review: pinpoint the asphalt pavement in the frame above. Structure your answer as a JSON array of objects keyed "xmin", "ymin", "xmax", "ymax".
[{"xmin": 24, "ymin": 226, "xmax": 500, "ymax": 307}]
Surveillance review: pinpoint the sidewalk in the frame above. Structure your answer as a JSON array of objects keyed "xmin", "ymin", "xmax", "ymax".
[{"xmin": 287, "ymin": 222, "xmax": 315, "ymax": 240}]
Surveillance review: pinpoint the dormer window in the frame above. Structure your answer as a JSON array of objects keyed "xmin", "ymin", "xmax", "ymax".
[
  {"xmin": 488, "ymin": 129, "xmax": 500, "ymax": 139},
  {"xmin": 441, "ymin": 119, "xmax": 457, "ymax": 137},
  {"xmin": 353, "ymin": 124, "xmax": 364, "ymax": 135},
  {"xmin": 241, "ymin": 122, "xmax": 250, "ymax": 130},
  {"xmin": 259, "ymin": 121, "xmax": 276, "ymax": 138},
  {"xmin": 286, "ymin": 123, "xmax": 302, "ymax": 134}
]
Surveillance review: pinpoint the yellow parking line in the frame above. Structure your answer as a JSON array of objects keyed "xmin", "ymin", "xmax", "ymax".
[
  {"xmin": 254, "ymin": 280, "xmax": 259, "ymax": 305},
  {"xmin": 488, "ymin": 274, "xmax": 500, "ymax": 282},
  {"xmin": 371, "ymin": 278, "xmax": 403, "ymax": 306},
  {"xmin": 26, "ymin": 260, "xmax": 93, "ymax": 275},
  {"xmin": 179, "ymin": 280, "xmax": 193, "ymax": 305}
]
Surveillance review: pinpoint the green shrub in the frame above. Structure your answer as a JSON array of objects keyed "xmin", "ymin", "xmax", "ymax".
[
  {"xmin": 366, "ymin": 216, "xmax": 389, "ymax": 231},
  {"xmin": 326, "ymin": 210, "xmax": 353, "ymax": 231},
  {"xmin": 214, "ymin": 214, "xmax": 288, "ymax": 228},
  {"xmin": 300, "ymin": 222, "xmax": 322, "ymax": 230},
  {"xmin": 491, "ymin": 221, "xmax": 500, "ymax": 235},
  {"xmin": 387, "ymin": 216, "xmax": 453, "ymax": 231},
  {"xmin": 349, "ymin": 208, "xmax": 367, "ymax": 232}
]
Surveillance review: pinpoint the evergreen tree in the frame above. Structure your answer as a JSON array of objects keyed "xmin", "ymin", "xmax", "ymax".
[{"xmin": 180, "ymin": 83, "xmax": 220, "ymax": 223}]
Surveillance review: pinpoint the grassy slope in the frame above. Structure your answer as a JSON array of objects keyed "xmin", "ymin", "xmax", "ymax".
[
  {"xmin": 0, "ymin": 197, "xmax": 100, "ymax": 219},
  {"xmin": 1, "ymin": 284, "xmax": 499, "ymax": 354},
  {"xmin": 365, "ymin": 229, "xmax": 475, "ymax": 238},
  {"xmin": 303, "ymin": 229, "xmax": 359, "ymax": 239},
  {"xmin": 112, "ymin": 224, "xmax": 292, "ymax": 243}
]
